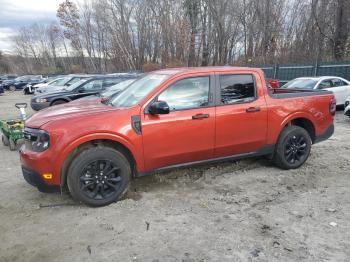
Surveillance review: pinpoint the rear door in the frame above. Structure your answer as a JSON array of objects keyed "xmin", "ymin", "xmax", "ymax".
[
  {"xmin": 142, "ymin": 75, "xmax": 216, "ymax": 170},
  {"xmin": 214, "ymin": 72, "xmax": 268, "ymax": 157}
]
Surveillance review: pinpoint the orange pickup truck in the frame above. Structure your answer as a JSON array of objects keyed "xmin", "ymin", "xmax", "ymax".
[{"xmin": 20, "ymin": 67, "xmax": 335, "ymax": 206}]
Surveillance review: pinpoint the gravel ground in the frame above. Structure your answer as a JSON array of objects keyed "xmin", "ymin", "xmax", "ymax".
[{"xmin": 0, "ymin": 91, "xmax": 349, "ymax": 262}]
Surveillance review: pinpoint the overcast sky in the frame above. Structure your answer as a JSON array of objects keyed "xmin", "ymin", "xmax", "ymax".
[{"xmin": 0, "ymin": 0, "xmax": 63, "ymax": 52}]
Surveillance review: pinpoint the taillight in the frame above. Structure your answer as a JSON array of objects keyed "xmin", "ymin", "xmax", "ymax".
[{"xmin": 329, "ymin": 99, "xmax": 336, "ymax": 115}]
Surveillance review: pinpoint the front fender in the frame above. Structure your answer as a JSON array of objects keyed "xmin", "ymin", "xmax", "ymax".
[{"xmin": 55, "ymin": 132, "xmax": 142, "ymax": 185}]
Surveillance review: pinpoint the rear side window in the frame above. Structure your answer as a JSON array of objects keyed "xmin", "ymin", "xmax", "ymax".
[
  {"xmin": 219, "ymin": 74, "xmax": 256, "ymax": 104},
  {"xmin": 332, "ymin": 79, "xmax": 347, "ymax": 87}
]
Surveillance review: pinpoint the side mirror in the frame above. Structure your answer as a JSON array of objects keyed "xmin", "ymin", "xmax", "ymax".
[{"xmin": 149, "ymin": 101, "xmax": 170, "ymax": 115}]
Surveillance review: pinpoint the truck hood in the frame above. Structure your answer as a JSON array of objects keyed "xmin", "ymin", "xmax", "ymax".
[{"xmin": 26, "ymin": 102, "xmax": 117, "ymax": 128}]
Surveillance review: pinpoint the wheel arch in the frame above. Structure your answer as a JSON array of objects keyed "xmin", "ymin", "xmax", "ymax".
[
  {"xmin": 280, "ymin": 115, "xmax": 316, "ymax": 143},
  {"xmin": 50, "ymin": 98, "xmax": 70, "ymax": 105},
  {"xmin": 60, "ymin": 138, "xmax": 137, "ymax": 189}
]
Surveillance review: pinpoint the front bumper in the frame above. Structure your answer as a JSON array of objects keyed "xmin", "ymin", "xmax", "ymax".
[
  {"xmin": 30, "ymin": 100, "xmax": 50, "ymax": 111},
  {"xmin": 20, "ymin": 145, "xmax": 61, "ymax": 190},
  {"xmin": 314, "ymin": 124, "xmax": 334, "ymax": 144},
  {"xmin": 22, "ymin": 167, "xmax": 60, "ymax": 193}
]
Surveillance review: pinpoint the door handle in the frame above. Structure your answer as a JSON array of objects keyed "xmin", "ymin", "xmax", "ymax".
[
  {"xmin": 192, "ymin": 113, "xmax": 209, "ymax": 120},
  {"xmin": 246, "ymin": 107, "xmax": 261, "ymax": 113}
]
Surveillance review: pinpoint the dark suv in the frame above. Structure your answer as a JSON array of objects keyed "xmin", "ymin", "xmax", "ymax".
[
  {"xmin": 3, "ymin": 75, "xmax": 43, "ymax": 91},
  {"xmin": 31, "ymin": 76, "xmax": 131, "ymax": 111}
]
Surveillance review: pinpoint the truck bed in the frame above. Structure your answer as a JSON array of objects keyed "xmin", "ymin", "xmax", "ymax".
[{"xmin": 269, "ymin": 88, "xmax": 333, "ymax": 99}]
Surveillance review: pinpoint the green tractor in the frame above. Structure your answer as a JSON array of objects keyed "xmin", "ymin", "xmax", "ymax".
[{"xmin": 0, "ymin": 103, "xmax": 27, "ymax": 151}]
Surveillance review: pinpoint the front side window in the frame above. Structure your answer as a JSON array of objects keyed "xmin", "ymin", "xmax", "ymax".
[
  {"xmin": 103, "ymin": 78, "xmax": 122, "ymax": 88},
  {"xmin": 220, "ymin": 74, "xmax": 255, "ymax": 104},
  {"xmin": 318, "ymin": 80, "xmax": 333, "ymax": 89},
  {"xmin": 158, "ymin": 76, "xmax": 210, "ymax": 111},
  {"xmin": 81, "ymin": 79, "xmax": 103, "ymax": 90}
]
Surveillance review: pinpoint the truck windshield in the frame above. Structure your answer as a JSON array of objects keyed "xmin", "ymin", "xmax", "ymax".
[
  {"xmin": 282, "ymin": 79, "xmax": 318, "ymax": 89},
  {"xmin": 109, "ymin": 74, "xmax": 169, "ymax": 108}
]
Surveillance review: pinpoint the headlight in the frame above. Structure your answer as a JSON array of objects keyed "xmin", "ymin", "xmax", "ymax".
[
  {"xmin": 345, "ymin": 101, "xmax": 349, "ymax": 107},
  {"xmin": 24, "ymin": 128, "xmax": 50, "ymax": 152},
  {"xmin": 35, "ymin": 98, "xmax": 47, "ymax": 103}
]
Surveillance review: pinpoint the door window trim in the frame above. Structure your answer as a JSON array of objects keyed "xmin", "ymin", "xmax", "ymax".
[{"xmin": 214, "ymin": 73, "xmax": 258, "ymax": 106}]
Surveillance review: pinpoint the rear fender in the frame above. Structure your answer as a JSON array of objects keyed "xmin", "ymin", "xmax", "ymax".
[{"xmin": 272, "ymin": 112, "xmax": 317, "ymax": 143}]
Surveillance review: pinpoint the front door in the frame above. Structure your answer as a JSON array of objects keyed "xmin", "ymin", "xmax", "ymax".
[
  {"xmin": 142, "ymin": 75, "xmax": 215, "ymax": 171},
  {"xmin": 214, "ymin": 73, "xmax": 268, "ymax": 157}
]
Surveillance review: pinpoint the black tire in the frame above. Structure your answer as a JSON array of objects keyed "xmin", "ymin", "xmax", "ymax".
[
  {"xmin": 9, "ymin": 139, "xmax": 16, "ymax": 151},
  {"xmin": 272, "ymin": 125, "xmax": 311, "ymax": 170},
  {"xmin": 9, "ymin": 85, "xmax": 16, "ymax": 92},
  {"xmin": 2, "ymin": 134, "xmax": 9, "ymax": 146},
  {"xmin": 67, "ymin": 147, "xmax": 131, "ymax": 207},
  {"xmin": 51, "ymin": 100, "xmax": 67, "ymax": 106}
]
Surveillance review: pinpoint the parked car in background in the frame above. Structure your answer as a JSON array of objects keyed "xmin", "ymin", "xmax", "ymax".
[
  {"xmin": 21, "ymin": 67, "xmax": 335, "ymax": 206},
  {"xmin": 282, "ymin": 76, "xmax": 350, "ymax": 106},
  {"xmin": 31, "ymin": 76, "xmax": 131, "ymax": 111},
  {"xmin": 2, "ymin": 75, "xmax": 43, "ymax": 91},
  {"xmin": 23, "ymin": 77, "xmax": 66, "ymax": 95},
  {"xmin": 344, "ymin": 95, "xmax": 350, "ymax": 118},
  {"xmin": 0, "ymin": 84, "xmax": 4, "ymax": 94},
  {"xmin": 74, "ymin": 78, "xmax": 138, "ymax": 103},
  {"xmin": 0, "ymin": 74, "xmax": 17, "ymax": 84},
  {"xmin": 34, "ymin": 75, "xmax": 96, "ymax": 94}
]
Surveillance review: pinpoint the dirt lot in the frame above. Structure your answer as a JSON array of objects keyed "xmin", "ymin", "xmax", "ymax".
[{"xmin": 0, "ymin": 91, "xmax": 349, "ymax": 262}]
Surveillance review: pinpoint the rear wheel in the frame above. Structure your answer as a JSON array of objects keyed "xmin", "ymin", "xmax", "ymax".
[
  {"xmin": 2, "ymin": 134, "xmax": 9, "ymax": 146},
  {"xmin": 272, "ymin": 125, "xmax": 311, "ymax": 170},
  {"xmin": 67, "ymin": 147, "xmax": 131, "ymax": 207},
  {"xmin": 51, "ymin": 100, "xmax": 67, "ymax": 106}
]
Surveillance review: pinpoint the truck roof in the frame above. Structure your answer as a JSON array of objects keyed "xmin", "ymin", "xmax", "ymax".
[{"xmin": 153, "ymin": 66, "xmax": 259, "ymax": 75}]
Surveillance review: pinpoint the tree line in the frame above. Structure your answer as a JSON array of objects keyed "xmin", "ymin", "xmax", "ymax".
[{"xmin": 1, "ymin": 0, "xmax": 349, "ymax": 74}]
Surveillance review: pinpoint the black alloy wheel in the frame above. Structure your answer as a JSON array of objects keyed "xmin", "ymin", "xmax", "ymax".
[
  {"xmin": 284, "ymin": 134, "xmax": 307, "ymax": 165},
  {"xmin": 67, "ymin": 147, "xmax": 131, "ymax": 207},
  {"xmin": 80, "ymin": 160, "xmax": 122, "ymax": 200},
  {"xmin": 273, "ymin": 125, "xmax": 311, "ymax": 169}
]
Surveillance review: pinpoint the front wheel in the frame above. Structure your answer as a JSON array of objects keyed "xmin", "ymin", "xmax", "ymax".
[
  {"xmin": 9, "ymin": 139, "xmax": 16, "ymax": 151},
  {"xmin": 2, "ymin": 134, "xmax": 9, "ymax": 146},
  {"xmin": 67, "ymin": 147, "xmax": 131, "ymax": 207},
  {"xmin": 272, "ymin": 125, "xmax": 312, "ymax": 170}
]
